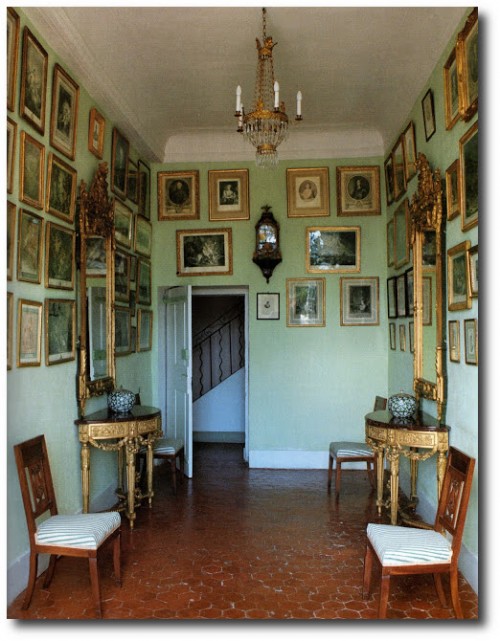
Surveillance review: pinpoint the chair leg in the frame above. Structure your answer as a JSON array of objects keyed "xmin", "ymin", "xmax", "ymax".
[
  {"xmin": 433, "ymin": 572, "xmax": 447, "ymax": 607},
  {"xmin": 170, "ymin": 457, "xmax": 177, "ymax": 494},
  {"xmin": 43, "ymin": 553, "xmax": 58, "ymax": 588},
  {"xmin": 449, "ymin": 567, "xmax": 464, "ymax": 618},
  {"xmin": 327, "ymin": 454, "xmax": 333, "ymax": 492},
  {"xmin": 22, "ymin": 550, "xmax": 38, "ymax": 610},
  {"xmin": 335, "ymin": 461, "xmax": 342, "ymax": 498},
  {"xmin": 378, "ymin": 572, "xmax": 391, "ymax": 618},
  {"xmin": 113, "ymin": 531, "xmax": 122, "ymax": 586},
  {"xmin": 88, "ymin": 556, "xmax": 102, "ymax": 618},
  {"xmin": 362, "ymin": 543, "xmax": 373, "ymax": 599},
  {"xmin": 178, "ymin": 450, "xmax": 184, "ymax": 484},
  {"xmin": 367, "ymin": 460, "xmax": 376, "ymax": 488}
]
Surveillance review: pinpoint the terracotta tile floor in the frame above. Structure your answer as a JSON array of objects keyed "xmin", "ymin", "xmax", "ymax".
[{"xmin": 7, "ymin": 443, "xmax": 478, "ymax": 620}]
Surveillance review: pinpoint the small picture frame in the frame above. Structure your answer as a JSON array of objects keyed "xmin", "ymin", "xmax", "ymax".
[
  {"xmin": 386, "ymin": 218, "xmax": 395, "ymax": 267},
  {"xmin": 445, "ymin": 159, "xmax": 461, "ymax": 221},
  {"xmin": 409, "ymin": 321, "xmax": 415, "ymax": 354},
  {"xmin": 137, "ymin": 259, "xmax": 152, "ymax": 305},
  {"xmin": 176, "ymin": 228, "xmax": 233, "ymax": 277},
  {"xmin": 158, "ymin": 170, "xmax": 200, "ymax": 220},
  {"xmin": 340, "ymin": 277, "xmax": 379, "ymax": 326},
  {"xmin": 114, "ymin": 199, "xmax": 134, "ymax": 249},
  {"xmin": 7, "ymin": 8, "xmax": 20, "ymax": 112},
  {"xmin": 86, "ymin": 237, "xmax": 107, "ymax": 277},
  {"xmin": 422, "ymin": 88, "xmax": 436, "ymax": 141},
  {"xmin": 391, "ymin": 137, "xmax": 406, "ymax": 202},
  {"xmin": 7, "ymin": 201, "xmax": 16, "ymax": 281},
  {"xmin": 111, "ymin": 127, "xmax": 130, "ymax": 200},
  {"xmin": 393, "ymin": 199, "xmax": 409, "ymax": 269},
  {"xmin": 115, "ymin": 251, "xmax": 131, "ymax": 303},
  {"xmin": 456, "ymin": 8, "xmax": 478, "ymax": 122},
  {"xmin": 464, "ymin": 318, "xmax": 478, "ymax": 365},
  {"xmin": 45, "ymin": 298, "xmax": 76, "ymax": 366},
  {"xmin": 286, "ymin": 278, "xmax": 325, "ymax": 327},
  {"xmin": 286, "ymin": 167, "xmax": 330, "ymax": 218},
  {"xmin": 208, "ymin": 169, "xmax": 249, "ymax": 221},
  {"xmin": 336, "ymin": 166, "xmax": 380, "ymax": 216},
  {"xmin": 45, "ymin": 222, "xmax": 75, "ymax": 290},
  {"xmin": 127, "ymin": 158, "xmax": 139, "ymax": 204},
  {"xmin": 384, "ymin": 155, "xmax": 395, "ymax": 206},
  {"xmin": 7, "ymin": 292, "xmax": 14, "ymax": 370},
  {"xmin": 448, "ymin": 320, "xmax": 461, "ymax": 363},
  {"xmin": 17, "ymin": 209, "xmax": 44, "ymax": 284},
  {"xmin": 396, "ymin": 273, "xmax": 408, "ymax": 318},
  {"xmin": 49, "ymin": 64, "xmax": 79, "ymax": 161},
  {"xmin": 389, "ymin": 322, "xmax": 396, "ymax": 351},
  {"xmin": 46, "ymin": 152, "xmax": 77, "ymax": 224},
  {"xmin": 467, "ymin": 244, "xmax": 478, "ymax": 298},
  {"xmin": 138, "ymin": 309, "xmax": 153, "ymax": 352},
  {"xmin": 134, "ymin": 215, "xmax": 152, "ymax": 257},
  {"xmin": 19, "ymin": 131, "xmax": 45, "ymax": 210},
  {"xmin": 399, "ymin": 324, "xmax": 406, "ymax": 352},
  {"xmin": 443, "ymin": 47, "xmax": 460, "ymax": 130},
  {"xmin": 402, "ymin": 121, "xmax": 417, "ymax": 183},
  {"xmin": 387, "ymin": 276, "xmax": 397, "ymax": 319},
  {"xmin": 447, "ymin": 240, "xmax": 471, "ymax": 311},
  {"xmin": 7, "ymin": 117, "xmax": 17, "ymax": 194},
  {"xmin": 88, "ymin": 107, "xmax": 105, "ymax": 159},
  {"xmin": 115, "ymin": 306, "xmax": 132, "ymax": 356},
  {"xmin": 306, "ymin": 226, "xmax": 360, "ymax": 273},
  {"xmin": 17, "ymin": 298, "xmax": 43, "ymax": 367},
  {"xmin": 138, "ymin": 160, "xmax": 151, "ymax": 219},
  {"xmin": 19, "ymin": 27, "xmax": 48, "ymax": 134},
  {"xmin": 257, "ymin": 293, "xmax": 280, "ymax": 320},
  {"xmin": 459, "ymin": 121, "xmax": 478, "ymax": 232}
]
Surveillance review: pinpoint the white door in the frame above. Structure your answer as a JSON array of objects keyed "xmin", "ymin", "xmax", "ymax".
[{"xmin": 165, "ymin": 286, "xmax": 193, "ymax": 478}]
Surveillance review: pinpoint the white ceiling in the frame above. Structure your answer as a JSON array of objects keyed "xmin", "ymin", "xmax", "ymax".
[{"xmin": 23, "ymin": 5, "xmax": 469, "ymax": 164}]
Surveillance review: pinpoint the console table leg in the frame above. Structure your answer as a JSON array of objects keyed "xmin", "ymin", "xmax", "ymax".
[
  {"xmin": 81, "ymin": 443, "xmax": 90, "ymax": 514},
  {"xmin": 125, "ymin": 441, "xmax": 136, "ymax": 529},
  {"xmin": 375, "ymin": 448, "xmax": 385, "ymax": 515}
]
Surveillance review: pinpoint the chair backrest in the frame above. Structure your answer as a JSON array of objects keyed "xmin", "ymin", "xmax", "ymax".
[
  {"xmin": 434, "ymin": 446, "xmax": 475, "ymax": 556},
  {"xmin": 373, "ymin": 396, "xmax": 387, "ymax": 411},
  {"xmin": 14, "ymin": 435, "xmax": 58, "ymax": 543}
]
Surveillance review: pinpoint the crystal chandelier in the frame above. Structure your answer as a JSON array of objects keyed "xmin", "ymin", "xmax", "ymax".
[{"xmin": 235, "ymin": 8, "xmax": 302, "ymax": 168}]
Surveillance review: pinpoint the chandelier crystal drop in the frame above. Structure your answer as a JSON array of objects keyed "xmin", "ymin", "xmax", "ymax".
[{"xmin": 235, "ymin": 8, "xmax": 302, "ymax": 168}]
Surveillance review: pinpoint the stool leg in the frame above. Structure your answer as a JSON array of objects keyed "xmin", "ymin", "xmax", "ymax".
[
  {"xmin": 327, "ymin": 454, "xmax": 333, "ymax": 492},
  {"xmin": 178, "ymin": 450, "xmax": 184, "ymax": 484},
  {"xmin": 170, "ymin": 457, "xmax": 177, "ymax": 494},
  {"xmin": 335, "ymin": 461, "xmax": 342, "ymax": 498}
]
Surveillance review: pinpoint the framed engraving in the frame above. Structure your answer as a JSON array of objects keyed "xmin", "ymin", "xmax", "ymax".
[
  {"xmin": 384, "ymin": 154, "xmax": 395, "ymax": 206},
  {"xmin": 421, "ymin": 88, "xmax": 436, "ymax": 141},
  {"xmin": 447, "ymin": 241, "xmax": 471, "ymax": 311},
  {"xmin": 445, "ymin": 159, "xmax": 461, "ymax": 221},
  {"xmin": 19, "ymin": 131, "xmax": 45, "ymax": 210},
  {"xmin": 111, "ymin": 127, "xmax": 130, "ymax": 200},
  {"xmin": 46, "ymin": 152, "xmax": 77, "ymax": 223},
  {"xmin": 7, "ymin": 117, "xmax": 17, "ymax": 194},
  {"xmin": 392, "ymin": 137, "xmax": 406, "ymax": 202},
  {"xmin": 464, "ymin": 318, "xmax": 478, "ymax": 365},
  {"xmin": 7, "ymin": 292, "xmax": 14, "ymax": 370},
  {"xmin": 19, "ymin": 27, "xmax": 48, "ymax": 134},
  {"xmin": 88, "ymin": 107, "xmax": 105, "ymax": 158},
  {"xmin": 306, "ymin": 226, "xmax": 360, "ymax": 273},
  {"xmin": 443, "ymin": 47, "xmax": 460, "ymax": 130},
  {"xmin": 158, "ymin": 170, "xmax": 199, "ymax": 220},
  {"xmin": 176, "ymin": 228, "xmax": 233, "ymax": 277},
  {"xmin": 459, "ymin": 121, "xmax": 478, "ymax": 232},
  {"xmin": 127, "ymin": 158, "xmax": 139, "ymax": 204},
  {"xmin": 49, "ymin": 64, "xmax": 79, "ymax": 160},
  {"xmin": 45, "ymin": 298, "xmax": 76, "ymax": 366},
  {"xmin": 257, "ymin": 293, "xmax": 280, "ymax": 320},
  {"xmin": 115, "ymin": 251, "xmax": 131, "ymax": 303},
  {"xmin": 138, "ymin": 160, "xmax": 151, "ymax": 219},
  {"xmin": 467, "ymin": 244, "xmax": 478, "ymax": 298},
  {"xmin": 7, "ymin": 8, "xmax": 20, "ymax": 112},
  {"xmin": 448, "ymin": 320, "xmax": 460, "ymax": 363},
  {"xmin": 138, "ymin": 309, "xmax": 153, "ymax": 352},
  {"xmin": 114, "ymin": 199, "xmax": 134, "ymax": 249},
  {"xmin": 7, "ymin": 201, "xmax": 16, "ymax": 281},
  {"xmin": 17, "ymin": 209, "xmax": 44, "ymax": 284},
  {"xmin": 402, "ymin": 121, "xmax": 417, "ymax": 183},
  {"xmin": 17, "ymin": 298, "xmax": 43, "ymax": 367},
  {"xmin": 457, "ymin": 8, "xmax": 478, "ymax": 122},
  {"xmin": 387, "ymin": 276, "xmax": 397, "ymax": 319},
  {"xmin": 389, "ymin": 322, "xmax": 396, "ymax": 351},
  {"xmin": 137, "ymin": 259, "xmax": 152, "ymax": 305},
  {"xmin": 286, "ymin": 278, "xmax": 325, "ymax": 327},
  {"xmin": 115, "ymin": 306, "xmax": 132, "ymax": 356},
  {"xmin": 336, "ymin": 166, "xmax": 380, "ymax": 216},
  {"xmin": 45, "ymin": 222, "xmax": 75, "ymax": 290},
  {"xmin": 340, "ymin": 277, "xmax": 379, "ymax": 326},
  {"xmin": 287, "ymin": 167, "xmax": 330, "ymax": 218},
  {"xmin": 393, "ymin": 199, "xmax": 409, "ymax": 269},
  {"xmin": 134, "ymin": 215, "xmax": 152, "ymax": 257},
  {"xmin": 209, "ymin": 169, "xmax": 249, "ymax": 221}
]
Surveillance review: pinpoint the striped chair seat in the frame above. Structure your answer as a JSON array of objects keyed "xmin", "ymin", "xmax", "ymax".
[
  {"xmin": 367, "ymin": 523, "xmax": 452, "ymax": 567},
  {"xmin": 329, "ymin": 441, "xmax": 373, "ymax": 458},
  {"xmin": 35, "ymin": 512, "xmax": 121, "ymax": 550}
]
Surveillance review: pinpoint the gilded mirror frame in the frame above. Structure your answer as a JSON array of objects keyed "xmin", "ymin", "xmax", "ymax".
[
  {"xmin": 409, "ymin": 153, "xmax": 446, "ymax": 422},
  {"xmin": 77, "ymin": 162, "xmax": 115, "ymax": 416}
]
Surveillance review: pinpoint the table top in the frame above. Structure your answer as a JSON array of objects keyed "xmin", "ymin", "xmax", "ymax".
[
  {"xmin": 365, "ymin": 409, "xmax": 449, "ymax": 432},
  {"xmin": 75, "ymin": 405, "xmax": 161, "ymax": 425}
]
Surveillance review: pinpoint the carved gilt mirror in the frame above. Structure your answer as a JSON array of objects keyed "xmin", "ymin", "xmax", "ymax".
[
  {"xmin": 409, "ymin": 153, "xmax": 446, "ymax": 422},
  {"xmin": 77, "ymin": 163, "xmax": 116, "ymax": 416}
]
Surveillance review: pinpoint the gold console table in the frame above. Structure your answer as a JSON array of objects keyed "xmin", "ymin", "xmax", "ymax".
[
  {"xmin": 75, "ymin": 406, "xmax": 162, "ymax": 529},
  {"xmin": 365, "ymin": 409, "xmax": 449, "ymax": 525}
]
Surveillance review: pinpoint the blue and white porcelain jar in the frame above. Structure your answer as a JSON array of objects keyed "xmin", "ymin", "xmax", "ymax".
[
  {"xmin": 108, "ymin": 387, "xmax": 136, "ymax": 414},
  {"xmin": 388, "ymin": 392, "xmax": 417, "ymax": 419}
]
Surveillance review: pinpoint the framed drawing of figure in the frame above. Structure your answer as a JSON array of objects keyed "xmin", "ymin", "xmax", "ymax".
[
  {"xmin": 19, "ymin": 27, "xmax": 48, "ymax": 134},
  {"xmin": 111, "ymin": 127, "xmax": 130, "ymax": 200},
  {"xmin": 46, "ymin": 152, "xmax": 77, "ymax": 224},
  {"xmin": 158, "ymin": 170, "xmax": 199, "ymax": 220},
  {"xmin": 18, "ymin": 299, "xmax": 43, "ymax": 367},
  {"xmin": 50, "ymin": 64, "xmax": 79, "ymax": 160},
  {"xmin": 45, "ymin": 298, "xmax": 76, "ymax": 366},
  {"xmin": 336, "ymin": 166, "xmax": 380, "ymax": 216},
  {"xmin": 287, "ymin": 167, "xmax": 330, "ymax": 218},
  {"xmin": 209, "ymin": 169, "xmax": 249, "ymax": 221},
  {"xmin": 19, "ymin": 131, "xmax": 45, "ymax": 210}
]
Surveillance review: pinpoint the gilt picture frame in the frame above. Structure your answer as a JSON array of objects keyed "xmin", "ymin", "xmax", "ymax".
[
  {"xmin": 19, "ymin": 131, "xmax": 45, "ymax": 210},
  {"xmin": 7, "ymin": 8, "xmax": 20, "ymax": 112},
  {"xmin": 7, "ymin": 117, "xmax": 17, "ymax": 194},
  {"xmin": 340, "ymin": 277, "xmax": 379, "ymax": 326},
  {"xmin": 7, "ymin": 292, "xmax": 14, "ymax": 370},
  {"xmin": 88, "ymin": 107, "xmax": 105, "ymax": 159},
  {"xmin": 158, "ymin": 170, "xmax": 200, "ymax": 221},
  {"xmin": 46, "ymin": 152, "xmax": 77, "ymax": 223},
  {"xmin": 17, "ymin": 209, "xmax": 44, "ymax": 284},
  {"xmin": 444, "ymin": 47, "xmax": 460, "ymax": 130},
  {"xmin": 464, "ymin": 318, "xmax": 478, "ymax": 365},
  {"xmin": 114, "ymin": 199, "xmax": 134, "ymax": 249},
  {"xmin": 459, "ymin": 121, "xmax": 478, "ymax": 232},
  {"xmin": 115, "ymin": 251, "xmax": 131, "ymax": 303},
  {"xmin": 7, "ymin": 201, "xmax": 16, "ymax": 281},
  {"xmin": 445, "ymin": 159, "xmax": 461, "ymax": 221},
  {"xmin": 448, "ymin": 319, "xmax": 460, "ymax": 363},
  {"xmin": 134, "ymin": 215, "xmax": 152, "ymax": 257},
  {"xmin": 17, "ymin": 298, "xmax": 43, "ymax": 367},
  {"xmin": 111, "ymin": 127, "xmax": 130, "ymax": 200},
  {"xmin": 402, "ymin": 121, "xmax": 417, "ymax": 183},
  {"xmin": 286, "ymin": 278, "xmax": 325, "ymax": 327},
  {"xmin": 287, "ymin": 167, "xmax": 330, "ymax": 218},
  {"xmin": 19, "ymin": 27, "xmax": 48, "ymax": 134},
  {"xmin": 176, "ymin": 228, "xmax": 233, "ymax": 277},
  {"xmin": 386, "ymin": 218, "xmax": 395, "ymax": 267},
  {"xmin": 137, "ymin": 259, "xmax": 152, "ymax": 305},
  {"xmin": 336, "ymin": 166, "xmax": 380, "ymax": 216},
  {"xmin": 467, "ymin": 244, "xmax": 478, "ymax": 298},
  {"xmin": 447, "ymin": 240, "xmax": 471, "ymax": 311},
  {"xmin": 127, "ymin": 158, "xmax": 139, "ymax": 204},
  {"xmin": 45, "ymin": 298, "xmax": 76, "ymax": 366},
  {"xmin": 384, "ymin": 154, "xmax": 395, "ymax": 206},
  {"xmin": 50, "ymin": 64, "xmax": 79, "ymax": 160},
  {"xmin": 391, "ymin": 138, "xmax": 406, "ymax": 202},
  {"xmin": 306, "ymin": 226, "xmax": 360, "ymax": 274},
  {"xmin": 209, "ymin": 169, "xmax": 249, "ymax": 221},
  {"xmin": 457, "ymin": 8, "xmax": 478, "ymax": 122},
  {"xmin": 45, "ymin": 222, "xmax": 75, "ymax": 290}
]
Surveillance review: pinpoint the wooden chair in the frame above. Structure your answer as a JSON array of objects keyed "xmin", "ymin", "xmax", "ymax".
[
  {"xmin": 327, "ymin": 396, "xmax": 387, "ymax": 497},
  {"xmin": 362, "ymin": 446, "xmax": 476, "ymax": 618},
  {"xmin": 14, "ymin": 435, "xmax": 121, "ymax": 618},
  {"xmin": 140, "ymin": 437, "xmax": 185, "ymax": 494}
]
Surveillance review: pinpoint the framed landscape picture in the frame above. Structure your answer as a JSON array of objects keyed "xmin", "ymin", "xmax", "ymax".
[
  {"xmin": 134, "ymin": 216, "xmax": 152, "ymax": 257},
  {"xmin": 340, "ymin": 277, "xmax": 379, "ymax": 326},
  {"xmin": 286, "ymin": 167, "xmax": 330, "ymax": 218},
  {"xmin": 336, "ymin": 166, "xmax": 380, "ymax": 216},
  {"xmin": 88, "ymin": 107, "xmax": 105, "ymax": 159},
  {"xmin": 447, "ymin": 241, "xmax": 471, "ymax": 311},
  {"xmin": 17, "ymin": 209, "xmax": 44, "ymax": 284},
  {"xmin": 111, "ymin": 127, "xmax": 129, "ymax": 200},
  {"xmin": 46, "ymin": 152, "xmax": 77, "ymax": 223},
  {"xmin": 459, "ymin": 121, "xmax": 478, "ymax": 232},
  {"xmin": 127, "ymin": 158, "xmax": 139, "ymax": 204},
  {"xmin": 19, "ymin": 131, "xmax": 45, "ymax": 210},
  {"xmin": 209, "ymin": 169, "xmax": 249, "ymax": 221},
  {"xmin": 286, "ymin": 278, "xmax": 325, "ymax": 327},
  {"xmin": 115, "ymin": 251, "xmax": 131, "ymax": 303},
  {"xmin": 45, "ymin": 298, "xmax": 76, "ymax": 366},
  {"xmin": 114, "ymin": 199, "xmax": 134, "ymax": 249},
  {"xmin": 176, "ymin": 228, "xmax": 233, "ymax": 277},
  {"xmin": 158, "ymin": 170, "xmax": 199, "ymax": 220},
  {"xmin": 17, "ymin": 298, "xmax": 43, "ymax": 367},
  {"xmin": 306, "ymin": 226, "xmax": 360, "ymax": 274},
  {"xmin": 45, "ymin": 222, "xmax": 75, "ymax": 290},
  {"xmin": 19, "ymin": 27, "xmax": 48, "ymax": 134},
  {"xmin": 50, "ymin": 64, "xmax": 79, "ymax": 160}
]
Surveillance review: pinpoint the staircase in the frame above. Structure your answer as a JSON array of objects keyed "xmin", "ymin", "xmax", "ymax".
[{"xmin": 192, "ymin": 302, "xmax": 245, "ymax": 401}]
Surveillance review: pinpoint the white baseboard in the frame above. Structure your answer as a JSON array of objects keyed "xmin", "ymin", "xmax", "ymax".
[{"xmin": 249, "ymin": 449, "xmax": 367, "ymax": 469}]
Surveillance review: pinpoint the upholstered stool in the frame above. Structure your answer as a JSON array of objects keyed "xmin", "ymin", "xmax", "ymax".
[
  {"xmin": 327, "ymin": 441, "xmax": 376, "ymax": 498},
  {"xmin": 147, "ymin": 438, "xmax": 185, "ymax": 494}
]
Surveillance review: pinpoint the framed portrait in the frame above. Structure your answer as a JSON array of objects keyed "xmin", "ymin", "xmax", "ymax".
[
  {"xmin": 134, "ymin": 215, "xmax": 152, "ymax": 257},
  {"xmin": 138, "ymin": 160, "xmax": 151, "ymax": 219},
  {"xmin": 45, "ymin": 222, "xmax": 75, "ymax": 290},
  {"xmin": 44, "ymin": 298, "xmax": 76, "ymax": 366},
  {"xmin": 114, "ymin": 199, "xmax": 134, "ymax": 248},
  {"xmin": 127, "ymin": 158, "xmax": 139, "ymax": 204},
  {"xmin": 7, "ymin": 8, "xmax": 20, "ymax": 112},
  {"xmin": 336, "ymin": 166, "xmax": 380, "ymax": 216},
  {"xmin": 391, "ymin": 138, "xmax": 406, "ymax": 202},
  {"xmin": 409, "ymin": 321, "xmax": 415, "ymax": 354},
  {"xmin": 447, "ymin": 241, "xmax": 471, "ymax": 311},
  {"xmin": 448, "ymin": 320, "xmax": 460, "ymax": 363},
  {"xmin": 137, "ymin": 259, "xmax": 152, "ymax": 305},
  {"xmin": 393, "ymin": 199, "xmax": 409, "ymax": 269},
  {"xmin": 115, "ymin": 251, "xmax": 131, "ymax": 303},
  {"xmin": 111, "ymin": 127, "xmax": 130, "ymax": 200},
  {"xmin": 7, "ymin": 117, "xmax": 17, "ymax": 194},
  {"xmin": 7, "ymin": 292, "xmax": 14, "ymax": 370},
  {"xmin": 396, "ymin": 273, "xmax": 408, "ymax": 318},
  {"xmin": 138, "ymin": 309, "xmax": 153, "ymax": 352},
  {"xmin": 46, "ymin": 152, "xmax": 77, "ymax": 223},
  {"xmin": 306, "ymin": 226, "xmax": 360, "ymax": 274},
  {"xmin": 286, "ymin": 167, "xmax": 330, "ymax": 218},
  {"xmin": 387, "ymin": 276, "xmax": 398, "ymax": 319},
  {"xmin": 399, "ymin": 324, "xmax": 406, "ymax": 352},
  {"xmin": 389, "ymin": 322, "xmax": 396, "ymax": 351},
  {"xmin": 445, "ymin": 159, "xmax": 461, "ymax": 221},
  {"xmin": 19, "ymin": 27, "xmax": 48, "ymax": 134},
  {"xmin": 86, "ymin": 237, "xmax": 107, "ymax": 277},
  {"xmin": 406, "ymin": 267, "xmax": 414, "ymax": 313},
  {"xmin": 17, "ymin": 298, "xmax": 43, "ymax": 367},
  {"xmin": 340, "ymin": 277, "xmax": 379, "ymax": 326},
  {"xmin": 209, "ymin": 169, "xmax": 249, "ymax": 221},
  {"xmin": 115, "ymin": 306, "xmax": 132, "ymax": 356},
  {"xmin": 286, "ymin": 278, "xmax": 325, "ymax": 327},
  {"xmin": 459, "ymin": 121, "xmax": 478, "ymax": 232},
  {"xmin": 443, "ymin": 47, "xmax": 460, "ymax": 130},
  {"xmin": 457, "ymin": 8, "xmax": 478, "ymax": 122},
  {"xmin": 7, "ymin": 201, "xmax": 16, "ymax": 281},
  {"xmin": 50, "ymin": 64, "xmax": 79, "ymax": 160},
  {"xmin": 384, "ymin": 155, "xmax": 395, "ymax": 206},
  {"xmin": 88, "ymin": 107, "xmax": 105, "ymax": 158},
  {"xmin": 402, "ymin": 121, "xmax": 417, "ymax": 183},
  {"xmin": 467, "ymin": 244, "xmax": 478, "ymax": 298},
  {"xmin": 422, "ymin": 230, "xmax": 436, "ymax": 270},
  {"xmin": 421, "ymin": 88, "xmax": 436, "ymax": 141},
  {"xmin": 257, "ymin": 293, "xmax": 280, "ymax": 320},
  {"xmin": 176, "ymin": 228, "xmax": 233, "ymax": 277},
  {"xmin": 423, "ymin": 276, "xmax": 432, "ymax": 326},
  {"xmin": 386, "ymin": 218, "xmax": 395, "ymax": 268},
  {"xmin": 464, "ymin": 318, "xmax": 478, "ymax": 365},
  {"xmin": 17, "ymin": 209, "xmax": 44, "ymax": 284},
  {"xmin": 19, "ymin": 131, "xmax": 45, "ymax": 210},
  {"xmin": 158, "ymin": 170, "xmax": 199, "ymax": 221}
]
